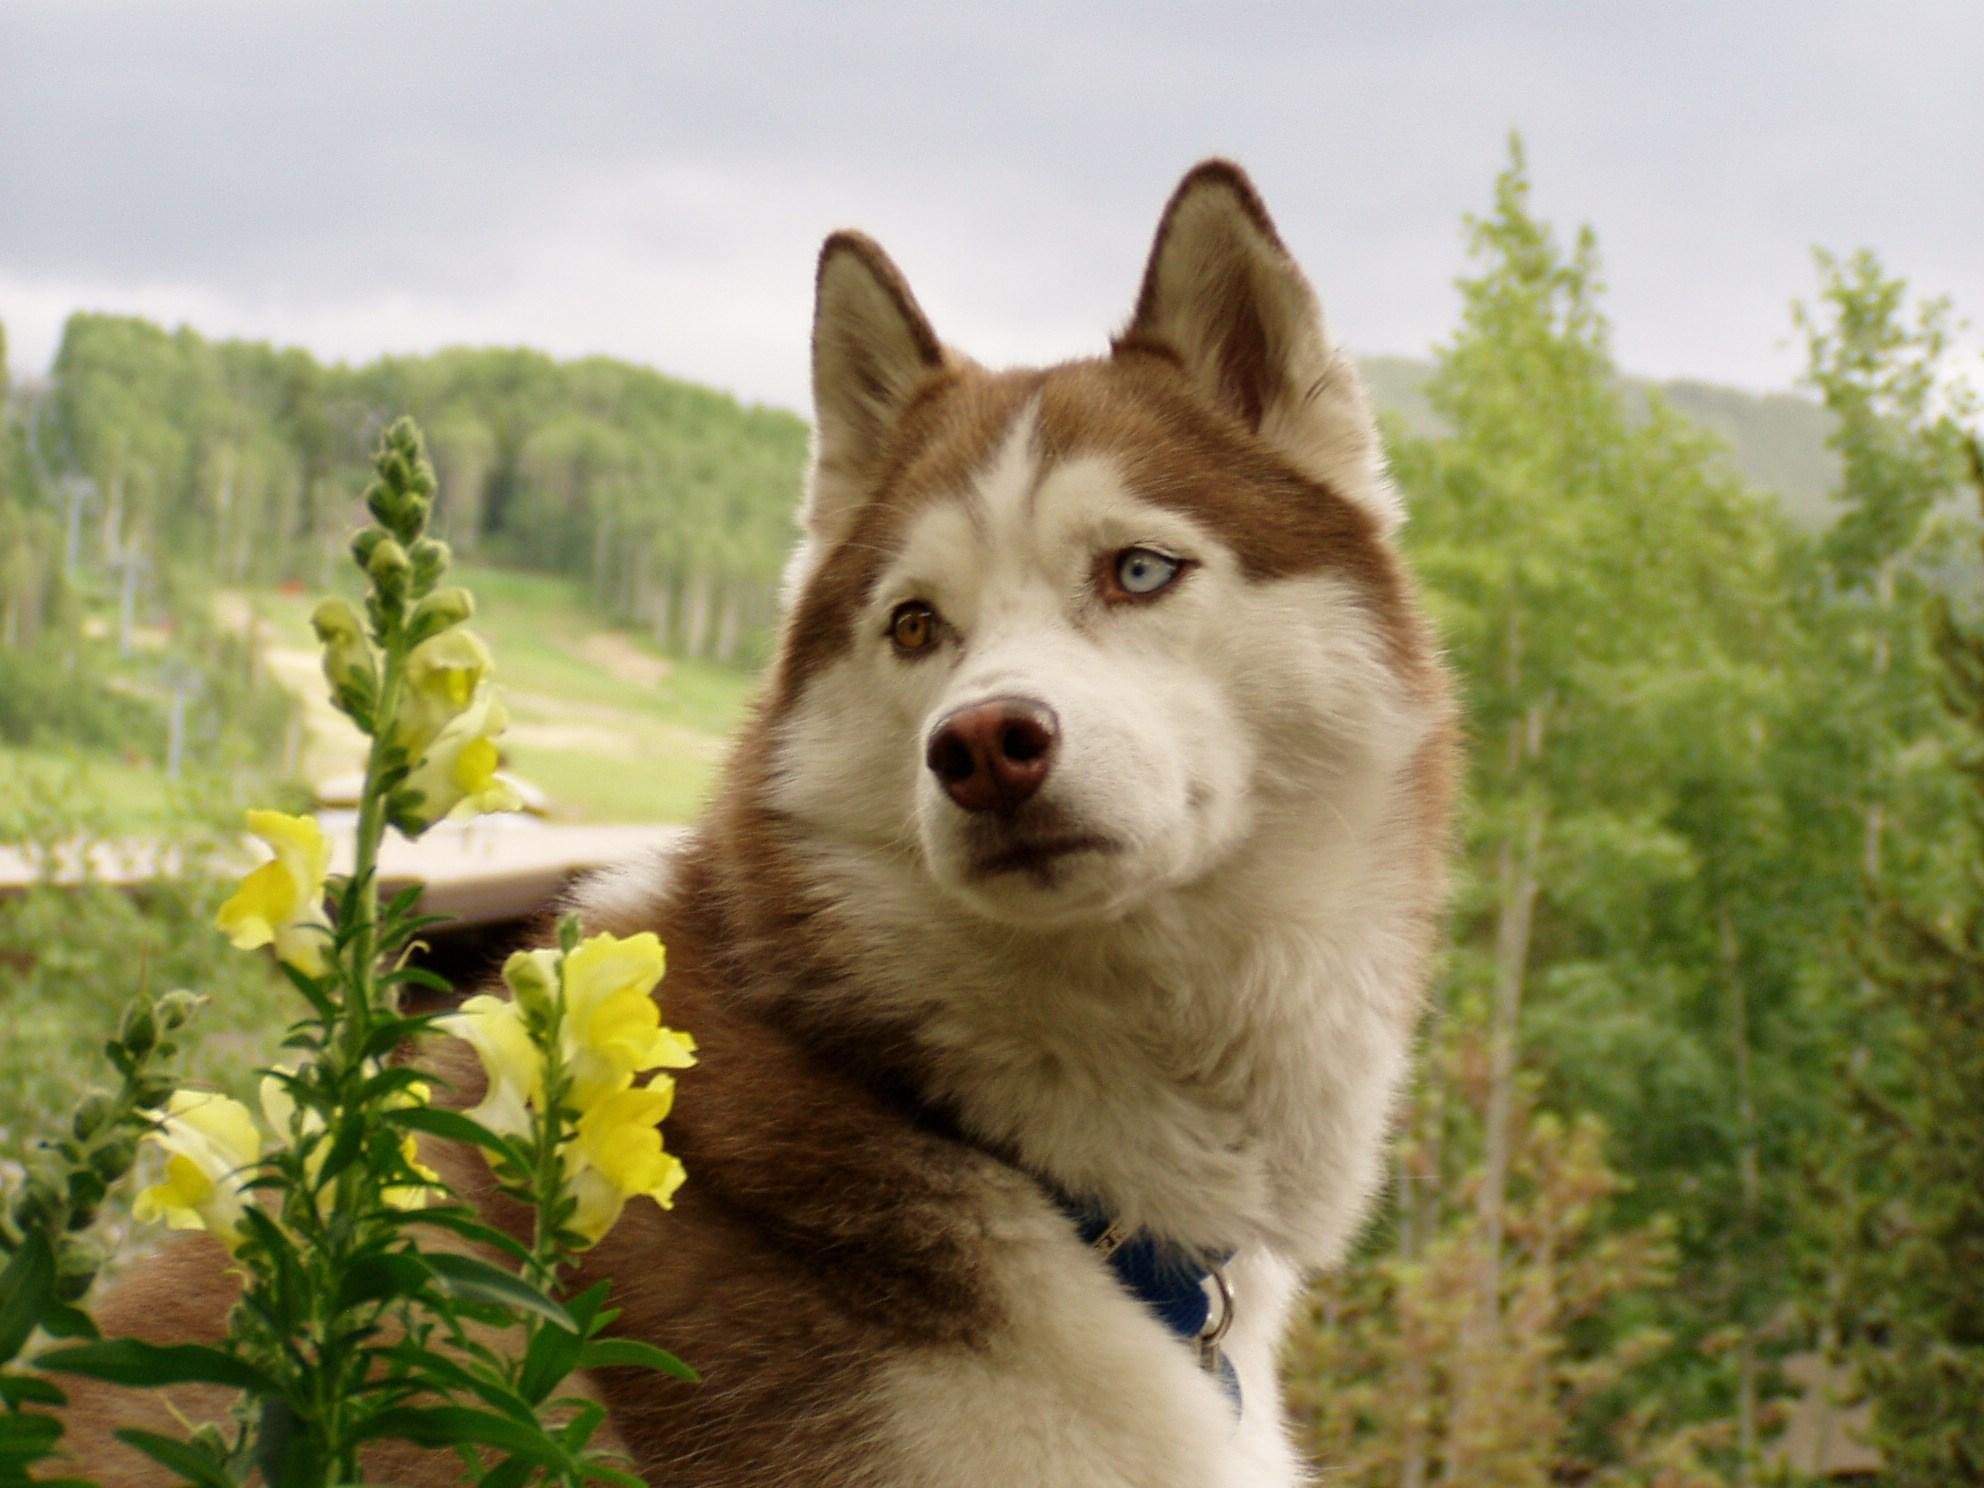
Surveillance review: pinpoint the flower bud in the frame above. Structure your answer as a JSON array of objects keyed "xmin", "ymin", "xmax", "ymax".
[
  {"xmin": 55, "ymin": 1238, "xmax": 105, "ymax": 1301},
  {"xmin": 67, "ymin": 1167, "xmax": 107, "ymax": 1210},
  {"xmin": 502, "ymin": 947, "xmax": 562, "ymax": 1021},
  {"xmin": 409, "ymin": 537, "xmax": 451, "ymax": 594},
  {"xmin": 350, "ymin": 525, "xmax": 391, "ymax": 569},
  {"xmin": 156, "ymin": 989, "xmax": 201, "ymax": 1030},
  {"xmin": 405, "ymin": 586, "xmax": 474, "ymax": 646},
  {"xmin": 91, "ymin": 1136, "xmax": 140, "ymax": 1182},
  {"xmin": 310, "ymin": 597, "xmax": 363, "ymax": 645},
  {"xmin": 133, "ymin": 1074, "xmax": 176, "ymax": 1110},
  {"xmin": 365, "ymin": 474, "xmax": 404, "ymax": 530},
  {"xmin": 367, "ymin": 537, "xmax": 411, "ymax": 588},
  {"xmin": 72, "ymin": 1090, "xmax": 115, "ymax": 1142},
  {"xmin": 11, "ymin": 1174, "xmax": 64, "ymax": 1232},
  {"xmin": 314, "ymin": 599, "xmax": 380, "ymax": 719},
  {"xmin": 119, "ymin": 1005, "xmax": 158, "ymax": 1057}
]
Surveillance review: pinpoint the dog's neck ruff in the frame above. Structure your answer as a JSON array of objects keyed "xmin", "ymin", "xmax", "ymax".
[{"xmin": 1061, "ymin": 1196, "xmax": 1241, "ymax": 1415}]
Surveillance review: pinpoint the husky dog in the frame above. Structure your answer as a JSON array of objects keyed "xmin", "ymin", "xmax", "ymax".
[{"xmin": 72, "ymin": 161, "xmax": 1456, "ymax": 1486}]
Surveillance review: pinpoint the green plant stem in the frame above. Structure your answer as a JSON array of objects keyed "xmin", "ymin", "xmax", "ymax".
[
  {"xmin": 343, "ymin": 645, "xmax": 407, "ymax": 1062},
  {"xmin": 524, "ymin": 986, "xmax": 573, "ymax": 1363},
  {"xmin": 307, "ymin": 636, "xmax": 405, "ymax": 1484}
]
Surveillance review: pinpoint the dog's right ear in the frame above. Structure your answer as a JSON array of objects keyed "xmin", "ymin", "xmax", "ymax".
[{"xmin": 804, "ymin": 232, "xmax": 946, "ymax": 545}]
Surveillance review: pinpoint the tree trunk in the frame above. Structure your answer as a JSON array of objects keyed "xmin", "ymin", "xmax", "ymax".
[
  {"xmin": 1396, "ymin": 1107, "xmax": 1432, "ymax": 1488},
  {"xmin": 683, "ymin": 571, "xmax": 713, "ymax": 659},
  {"xmin": 116, "ymin": 544, "xmax": 142, "ymax": 658},
  {"xmin": 64, "ymin": 478, "xmax": 88, "ymax": 575},
  {"xmin": 101, "ymin": 466, "xmax": 125, "ymax": 561},
  {"xmin": 1445, "ymin": 596, "xmax": 1544, "ymax": 1475},
  {"xmin": 1477, "ymin": 804, "xmax": 1541, "ymax": 1308},
  {"xmin": 714, "ymin": 586, "xmax": 742, "ymax": 664},
  {"xmin": 1723, "ymin": 904, "xmax": 1762, "ymax": 1484},
  {"xmin": 591, "ymin": 509, "xmax": 614, "ymax": 609},
  {"xmin": 650, "ymin": 574, "xmax": 674, "ymax": 651}
]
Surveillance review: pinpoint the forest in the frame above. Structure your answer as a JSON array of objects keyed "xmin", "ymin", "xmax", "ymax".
[
  {"xmin": 5, "ymin": 314, "xmax": 810, "ymax": 670},
  {"xmin": 3, "ymin": 140, "xmax": 1982, "ymax": 1485}
]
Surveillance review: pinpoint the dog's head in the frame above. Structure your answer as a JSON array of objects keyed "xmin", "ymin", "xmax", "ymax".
[{"xmin": 759, "ymin": 162, "xmax": 1445, "ymax": 934}]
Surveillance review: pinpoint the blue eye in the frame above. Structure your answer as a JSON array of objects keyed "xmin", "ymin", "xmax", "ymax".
[{"xmin": 1115, "ymin": 547, "xmax": 1182, "ymax": 596}]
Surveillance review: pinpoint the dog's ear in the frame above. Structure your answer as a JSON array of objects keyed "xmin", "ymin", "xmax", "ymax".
[
  {"xmin": 804, "ymin": 232, "xmax": 947, "ymax": 545},
  {"xmin": 1119, "ymin": 161, "xmax": 1399, "ymax": 531}
]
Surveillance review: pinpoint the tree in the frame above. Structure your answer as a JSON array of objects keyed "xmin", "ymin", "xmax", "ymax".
[
  {"xmin": 1795, "ymin": 248, "xmax": 1975, "ymax": 894},
  {"xmin": 1845, "ymin": 434, "xmax": 1984, "ymax": 1485},
  {"xmin": 1789, "ymin": 251, "xmax": 1977, "ymax": 1471},
  {"xmin": 1298, "ymin": 136, "xmax": 1881, "ymax": 1486}
]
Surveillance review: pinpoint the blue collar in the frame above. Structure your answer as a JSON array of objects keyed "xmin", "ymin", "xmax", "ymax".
[{"xmin": 1062, "ymin": 1199, "xmax": 1241, "ymax": 1414}]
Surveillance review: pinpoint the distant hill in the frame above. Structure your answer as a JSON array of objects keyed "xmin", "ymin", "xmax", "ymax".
[{"xmin": 1360, "ymin": 354, "xmax": 1841, "ymax": 527}]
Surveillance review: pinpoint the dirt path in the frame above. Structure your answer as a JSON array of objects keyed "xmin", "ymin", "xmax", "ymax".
[{"xmin": 211, "ymin": 591, "xmax": 366, "ymax": 789}]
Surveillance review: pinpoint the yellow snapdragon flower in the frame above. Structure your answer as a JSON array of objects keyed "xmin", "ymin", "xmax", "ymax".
[
  {"xmin": 132, "ymin": 1091, "xmax": 263, "ymax": 1248},
  {"xmin": 565, "ymin": 1083, "xmax": 687, "ymax": 1245},
  {"xmin": 439, "ymin": 930, "xmax": 693, "ymax": 1247},
  {"xmin": 396, "ymin": 628, "xmax": 493, "ymax": 755},
  {"xmin": 560, "ymin": 932, "xmax": 697, "ymax": 1109},
  {"xmin": 398, "ymin": 691, "xmax": 523, "ymax": 829},
  {"xmin": 438, "ymin": 994, "xmax": 540, "ymax": 1140},
  {"xmin": 215, "ymin": 810, "xmax": 333, "ymax": 975}
]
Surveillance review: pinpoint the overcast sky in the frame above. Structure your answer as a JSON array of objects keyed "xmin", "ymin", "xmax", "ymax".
[{"xmin": 4, "ymin": 1, "xmax": 1980, "ymax": 414}]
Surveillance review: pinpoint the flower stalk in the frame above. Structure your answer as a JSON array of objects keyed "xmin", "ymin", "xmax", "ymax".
[{"xmin": 26, "ymin": 415, "xmax": 691, "ymax": 1486}]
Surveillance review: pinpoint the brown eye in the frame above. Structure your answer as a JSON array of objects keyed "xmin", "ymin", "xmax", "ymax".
[{"xmin": 889, "ymin": 601, "xmax": 938, "ymax": 654}]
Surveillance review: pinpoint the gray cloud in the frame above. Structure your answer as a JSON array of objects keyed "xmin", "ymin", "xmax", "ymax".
[{"xmin": 4, "ymin": 0, "xmax": 1981, "ymax": 410}]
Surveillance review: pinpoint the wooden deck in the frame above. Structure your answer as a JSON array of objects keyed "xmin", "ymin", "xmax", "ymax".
[{"xmin": 0, "ymin": 819, "xmax": 687, "ymax": 929}]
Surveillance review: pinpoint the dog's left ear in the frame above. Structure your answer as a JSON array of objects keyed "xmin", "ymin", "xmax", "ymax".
[{"xmin": 1120, "ymin": 161, "xmax": 1400, "ymax": 531}]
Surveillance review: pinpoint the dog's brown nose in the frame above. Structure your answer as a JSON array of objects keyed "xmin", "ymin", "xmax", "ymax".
[{"xmin": 926, "ymin": 698, "xmax": 1059, "ymax": 814}]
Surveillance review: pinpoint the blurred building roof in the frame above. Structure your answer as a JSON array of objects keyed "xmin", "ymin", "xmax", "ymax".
[{"xmin": 0, "ymin": 818, "xmax": 685, "ymax": 930}]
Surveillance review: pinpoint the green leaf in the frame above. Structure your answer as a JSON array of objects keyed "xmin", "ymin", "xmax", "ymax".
[
  {"xmin": 383, "ymin": 881, "xmax": 426, "ymax": 924},
  {"xmin": 576, "ymin": 1337, "xmax": 699, "ymax": 1382},
  {"xmin": 358, "ymin": 1062, "xmax": 440, "ymax": 1106},
  {"xmin": 553, "ymin": 1397, "xmax": 606, "ymax": 1448},
  {"xmin": 0, "ymin": 1410, "xmax": 64, "ymax": 1461},
  {"xmin": 333, "ymin": 1251, "xmax": 434, "ymax": 1313},
  {"xmin": 396, "ymin": 1206, "xmax": 535, "ymax": 1267},
  {"xmin": 0, "ymin": 1231, "xmax": 55, "ymax": 1362},
  {"xmin": 379, "ymin": 965, "xmax": 454, "ymax": 996},
  {"xmin": 517, "ymin": 1321, "xmax": 584, "ymax": 1405},
  {"xmin": 422, "ymin": 1253, "xmax": 575, "ymax": 1330},
  {"xmin": 365, "ymin": 1342, "xmax": 535, "ymax": 1422},
  {"xmin": 361, "ymin": 1015, "xmax": 443, "ymax": 1061},
  {"xmin": 279, "ymin": 960, "xmax": 338, "ymax": 1023},
  {"xmin": 387, "ymin": 1107, "xmax": 528, "ymax": 1172},
  {"xmin": 353, "ymin": 1405, "xmax": 574, "ymax": 1469},
  {"xmin": 560, "ymin": 1283, "xmax": 615, "ymax": 1348},
  {"xmin": 478, "ymin": 1456, "xmax": 536, "ymax": 1488},
  {"xmin": 113, "ymin": 1427, "xmax": 240, "ymax": 1488},
  {"xmin": 37, "ymin": 1338, "xmax": 271, "ymax": 1393},
  {"xmin": 0, "ymin": 1369, "xmax": 66, "ymax": 1408},
  {"xmin": 38, "ymin": 1300, "xmax": 102, "ymax": 1341},
  {"xmin": 313, "ymin": 1116, "xmax": 369, "ymax": 1188},
  {"xmin": 249, "ymin": 1393, "xmax": 311, "ymax": 1485}
]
